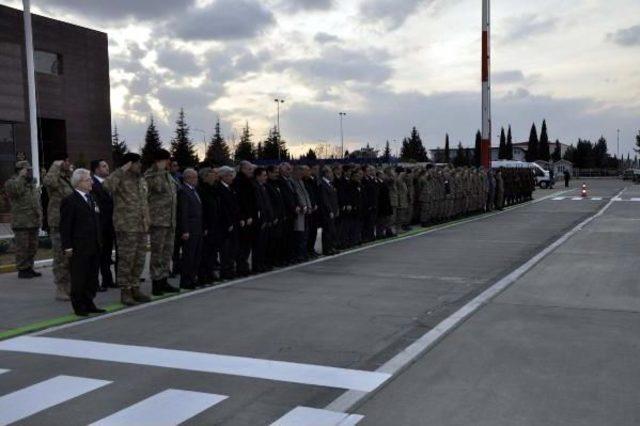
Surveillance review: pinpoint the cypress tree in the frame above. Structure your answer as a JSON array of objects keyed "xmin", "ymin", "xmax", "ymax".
[
  {"xmin": 170, "ymin": 108, "xmax": 199, "ymax": 168},
  {"xmin": 111, "ymin": 124, "xmax": 128, "ymax": 167},
  {"xmin": 498, "ymin": 127, "xmax": 506, "ymax": 159},
  {"xmin": 539, "ymin": 120, "xmax": 550, "ymax": 161},
  {"xmin": 444, "ymin": 134, "xmax": 450, "ymax": 163},
  {"xmin": 141, "ymin": 115, "xmax": 163, "ymax": 169},
  {"xmin": 474, "ymin": 130, "xmax": 482, "ymax": 167},
  {"xmin": 526, "ymin": 123, "xmax": 539, "ymax": 162},
  {"xmin": 205, "ymin": 118, "xmax": 231, "ymax": 166},
  {"xmin": 551, "ymin": 140, "xmax": 562, "ymax": 161},
  {"xmin": 383, "ymin": 140, "xmax": 391, "ymax": 163},
  {"xmin": 506, "ymin": 125, "xmax": 514, "ymax": 160}
]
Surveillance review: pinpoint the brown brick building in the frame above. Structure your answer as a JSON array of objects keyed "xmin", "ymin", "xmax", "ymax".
[{"xmin": 0, "ymin": 4, "xmax": 111, "ymax": 183}]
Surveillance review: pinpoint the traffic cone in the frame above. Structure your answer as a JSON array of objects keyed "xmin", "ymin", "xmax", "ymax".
[{"xmin": 581, "ymin": 183, "xmax": 587, "ymax": 198}]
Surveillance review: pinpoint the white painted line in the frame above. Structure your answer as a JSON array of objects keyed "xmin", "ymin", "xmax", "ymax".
[
  {"xmin": 571, "ymin": 197, "xmax": 583, "ymax": 201},
  {"xmin": 631, "ymin": 198, "xmax": 640, "ymax": 202},
  {"xmin": 0, "ymin": 369, "xmax": 7, "ymax": 375},
  {"xmin": 0, "ymin": 337, "xmax": 390, "ymax": 392},
  {"xmin": 271, "ymin": 407, "xmax": 364, "ymax": 426},
  {"xmin": 612, "ymin": 197, "xmax": 622, "ymax": 201},
  {"xmin": 552, "ymin": 197, "xmax": 566, "ymax": 201},
  {"xmin": 90, "ymin": 389, "xmax": 227, "ymax": 426},
  {"xmin": 325, "ymin": 187, "xmax": 627, "ymax": 413},
  {"xmin": 591, "ymin": 197, "xmax": 603, "ymax": 201},
  {"xmin": 0, "ymin": 375, "xmax": 110, "ymax": 425}
]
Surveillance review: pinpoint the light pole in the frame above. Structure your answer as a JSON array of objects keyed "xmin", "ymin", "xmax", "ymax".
[
  {"xmin": 23, "ymin": 0, "xmax": 40, "ymax": 184},
  {"xmin": 193, "ymin": 128, "xmax": 206, "ymax": 160},
  {"xmin": 339, "ymin": 112, "xmax": 347, "ymax": 159},
  {"xmin": 274, "ymin": 98, "xmax": 285, "ymax": 161}
]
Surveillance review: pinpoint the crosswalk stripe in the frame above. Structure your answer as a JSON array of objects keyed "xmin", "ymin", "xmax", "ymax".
[
  {"xmin": 0, "ymin": 375, "xmax": 110, "ymax": 425},
  {"xmin": 571, "ymin": 197, "xmax": 583, "ymax": 200},
  {"xmin": 591, "ymin": 197, "xmax": 603, "ymax": 201},
  {"xmin": 631, "ymin": 198, "xmax": 640, "ymax": 202},
  {"xmin": 0, "ymin": 369, "xmax": 8, "ymax": 376},
  {"xmin": 90, "ymin": 389, "xmax": 227, "ymax": 426},
  {"xmin": 0, "ymin": 337, "xmax": 390, "ymax": 392},
  {"xmin": 552, "ymin": 197, "xmax": 566, "ymax": 201},
  {"xmin": 271, "ymin": 407, "xmax": 364, "ymax": 426}
]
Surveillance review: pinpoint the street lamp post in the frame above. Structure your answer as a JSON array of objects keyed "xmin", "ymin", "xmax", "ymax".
[
  {"xmin": 23, "ymin": 0, "xmax": 40, "ymax": 184},
  {"xmin": 274, "ymin": 98, "xmax": 285, "ymax": 161},
  {"xmin": 339, "ymin": 112, "xmax": 347, "ymax": 159}
]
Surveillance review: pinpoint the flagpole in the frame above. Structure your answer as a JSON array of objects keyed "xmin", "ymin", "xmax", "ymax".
[{"xmin": 23, "ymin": 0, "xmax": 41, "ymax": 184}]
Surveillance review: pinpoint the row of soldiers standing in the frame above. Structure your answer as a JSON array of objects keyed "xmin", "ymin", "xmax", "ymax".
[{"xmin": 4, "ymin": 152, "xmax": 536, "ymax": 308}]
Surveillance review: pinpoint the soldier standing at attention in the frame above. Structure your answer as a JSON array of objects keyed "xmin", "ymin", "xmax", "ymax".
[
  {"xmin": 495, "ymin": 168, "xmax": 505, "ymax": 210},
  {"xmin": 44, "ymin": 156, "xmax": 74, "ymax": 301},
  {"xmin": 5, "ymin": 161, "xmax": 42, "ymax": 279},
  {"xmin": 144, "ymin": 149, "xmax": 179, "ymax": 296},
  {"xmin": 104, "ymin": 153, "xmax": 151, "ymax": 306}
]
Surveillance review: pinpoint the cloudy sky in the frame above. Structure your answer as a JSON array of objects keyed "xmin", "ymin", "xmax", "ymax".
[{"xmin": 5, "ymin": 0, "xmax": 640, "ymax": 157}]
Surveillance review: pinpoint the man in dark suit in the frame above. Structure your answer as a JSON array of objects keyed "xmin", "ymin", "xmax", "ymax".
[
  {"xmin": 319, "ymin": 166, "xmax": 340, "ymax": 256},
  {"xmin": 252, "ymin": 167, "xmax": 274, "ymax": 273},
  {"xmin": 60, "ymin": 168, "xmax": 105, "ymax": 316},
  {"xmin": 216, "ymin": 166, "xmax": 242, "ymax": 280},
  {"xmin": 90, "ymin": 159, "xmax": 115, "ymax": 291},
  {"xmin": 177, "ymin": 168, "xmax": 203, "ymax": 289}
]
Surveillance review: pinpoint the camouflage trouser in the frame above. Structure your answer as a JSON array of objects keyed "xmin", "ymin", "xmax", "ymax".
[
  {"xmin": 50, "ymin": 230, "xmax": 70, "ymax": 294},
  {"xmin": 396, "ymin": 208, "xmax": 408, "ymax": 227},
  {"xmin": 14, "ymin": 228, "xmax": 38, "ymax": 271},
  {"xmin": 116, "ymin": 232, "xmax": 147, "ymax": 288},
  {"xmin": 149, "ymin": 226, "xmax": 175, "ymax": 281}
]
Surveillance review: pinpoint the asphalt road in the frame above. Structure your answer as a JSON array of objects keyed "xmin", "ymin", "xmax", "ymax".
[{"xmin": 0, "ymin": 179, "xmax": 634, "ymax": 425}]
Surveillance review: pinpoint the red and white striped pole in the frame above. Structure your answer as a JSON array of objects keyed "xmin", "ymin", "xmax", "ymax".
[{"xmin": 481, "ymin": 0, "xmax": 491, "ymax": 169}]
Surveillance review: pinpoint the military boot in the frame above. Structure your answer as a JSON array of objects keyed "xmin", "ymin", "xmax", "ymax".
[
  {"xmin": 162, "ymin": 278, "xmax": 180, "ymax": 293},
  {"xmin": 131, "ymin": 287, "xmax": 151, "ymax": 303},
  {"xmin": 120, "ymin": 287, "xmax": 138, "ymax": 306},
  {"xmin": 151, "ymin": 280, "xmax": 164, "ymax": 296}
]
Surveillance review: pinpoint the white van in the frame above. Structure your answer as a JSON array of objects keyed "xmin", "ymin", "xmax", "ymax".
[{"xmin": 492, "ymin": 160, "xmax": 553, "ymax": 189}]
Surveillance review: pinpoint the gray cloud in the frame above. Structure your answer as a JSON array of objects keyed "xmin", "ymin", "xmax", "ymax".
[
  {"xmin": 502, "ymin": 14, "xmax": 558, "ymax": 41},
  {"xmin": 314, "ymin": 32, "xmax": 342, "ymax": 44},
  {"xmin": 156, "ymin": 46, "xmax": 201, "ymax": 76},
  {"xmin": 37, "ymin": 0, "xmax": 193, "ymax": 22},
  {"xmin": 277, "ymin": 47, "xmax": 392, "ymax": 84},
  {"xmin": 166, "ymin": 0, "xmax": 275, "ymax": 41},
  {"xmin": 493, "ymin": 70, "xmax": 525, "ymax": 84},
  {"xmin": 278, "ymin": 0, "xmax": 334, "ymax": 13},
  {"xmin": 359, "ymin": 0, "xmax": 439, "ymax": 31},
  {"xmin": 606, "ymin": 24, "xmax": 640, "ymax": 46}
]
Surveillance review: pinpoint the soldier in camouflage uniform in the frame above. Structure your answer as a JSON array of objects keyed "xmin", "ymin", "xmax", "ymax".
[
  {"xmin": 495, "ymin": 168, "xmax": 505, "ymax": 210},
  {"xmin": 395, "ymin": 168, "xmax": 410, "ymax": 231},
  {"xmin": 419, "ymin": 170, "xmax": 434, "ymax": 226},
  {"xmin": 384, "ymin": 167, "xmax": 398, "ymax": 236},
  {"xmin": 5, "ymin": 161, "xmax": 42, "ymax": 279},
  {"xmin": 44, "ymin": 157, "xmax": 74, "ymax": 300},
  {"xmin": 144, "ymin": 149, "xmax": 180, "ymax": 296},
  {"xmin": 104, "ymin": 153, "xmax": 151, "ymax": 306}
]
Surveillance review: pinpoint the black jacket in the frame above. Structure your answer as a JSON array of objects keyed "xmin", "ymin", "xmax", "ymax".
[
  {"xmin": 266, "ymin": 179, "xmax": 286, "ymax": 222},
  {"xmin": 232, "ymin": 173, "xmax": 257, "ymax": 222},
  {"xmin": 362, "ymin": 176, "xmax": 379, "ymax": 213},
  {"xmin": 91, "ymin": 176, "xmax": 114, "ymax": 231},
  {"xmin": 216, "ymin": 182, "xmax": 241, "ymax": 235},
  {"xmin": 254, "ymin": 182, "xmax": 275, "ymax": 226},
  {"xmin": 319, "ymin": 178, "xmax": 339, "ymax": 223},
  {"xmin": 276, "ymin": 177, "xmax": 298, "ymax": 218},
  {"xmin": 178, "ymin": 184, "xmax": 203, "ymax": 236},
  {"xmin": 198, "ymin": 182, "xmax": 219, "ymax": 236},
  {"xmin": 60, "ymin": 191, "xmax": 101, "ymax": 256}
]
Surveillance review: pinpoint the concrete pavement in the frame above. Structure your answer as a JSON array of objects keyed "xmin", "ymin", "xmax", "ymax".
[{"xmin": 0, "ymin": 179, "xmax": 633, "ymax": 425}]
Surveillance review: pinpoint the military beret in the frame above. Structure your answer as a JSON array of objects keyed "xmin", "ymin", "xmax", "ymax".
[
  {"xmin": 15, "ymin": 160, "xmax": 32, "ymax": 170},
  {"xmin": 122, "ymin": 152, "xmax": 142, "ymax": 164},
  {"xmin": 154, "ymin": 149, "xmax": 171, "ymax": 161}
]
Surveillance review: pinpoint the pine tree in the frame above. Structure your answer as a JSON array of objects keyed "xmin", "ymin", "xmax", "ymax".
[
  {"xmin": 382, "ymin": 140, "xmax": 391, "ymax": 163},
  {"xmin": 256, "ymin": 142, "xmax": 264, "ymax": 160},
  {"xmin": 301, "ymin": 148, "xmax": 317, "ymax": 161},
  {"xmin": 506, "ymin": 125, "xmax": 514, "ymax": 160},
  {"xmin": 444, "ymin": 134, "xmax": 450, "ymax": 163},
  {"xmin": 111, "ymin": 124, "xmax": 128, "ymax": 166},
  {"xmin": 539, "ymin": 119, "xmax": 550, "ymax": 161},
  {"xmin": 453, "ymin": 142, "xmax": 465, "ymax": 167},
  {"xmin": 170, "ymin": 108, "xmax": 199, "ymax": 168},
  {"xmin": 526, "ymin": 123, "xmax": 539, "ymax": 162},
  {"xmin": 235, "ymin": 122, "xmax": 256, "ymax": 162},
  {"xmin": 635, "ymin": 130, "xmax": 640, "ymax": 153},
  {"xmin": 551, "ymin": 140, "xmax": 562, "ymax": 161},
  {"xmin": 400, "ymin": 137, "xmax": 411, "ymax": 161},
  {"xmin": 205, "ymin": 118, "xmax": 231, "ymax": 166},
  {"xmin": 400, "ymin": 127, "xmax": 427, "ymax": 162},
  {"xmin": 141, "ymin": 116, "xmax": 163, "ymax": 169},
  {"xmin": 474, "ymin": 130, "xmax": 482, "ymax": 167},
  {"xmin": 498, "ymin": 127, "xmax": 506, "ymax": 159}
]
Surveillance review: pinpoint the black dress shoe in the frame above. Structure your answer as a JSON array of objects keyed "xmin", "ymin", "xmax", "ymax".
[
  {"xmin": 74, "ymin": 310, "xmax": 89, "ymax": 317},
  {"xmin": 18, "ymin": 269, "xmax": 36, "ymax": 279},
  {"xmin": 87, "ymin": 305, "xmax": 107, "ymax": 313},
  {"xmin": 162, "ymin": 278, "xmax": 180, "ymax": 293},
  {"xmin": 28, "ymin": 268, "xmax": 42, "ymax": 277}
]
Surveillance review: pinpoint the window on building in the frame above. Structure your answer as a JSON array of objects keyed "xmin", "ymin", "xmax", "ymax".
[
  {"xmin": 35, "ymin": 50, "xmax": 63, "ymax": 75},
  {"xmin": 0, "ymin": 122, "xmax": 16, "ymax": 184}
]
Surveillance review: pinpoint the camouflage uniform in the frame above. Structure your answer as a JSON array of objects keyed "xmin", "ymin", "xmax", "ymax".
[
  {"xmin": 419, "ymin": 172, "xmax": 433, "ymax": 225},
  {"xmin": 104, "ymin": 166, "xmax": 150, "ymax": 289},
  {"xmin": 396, "ymin": 174, "xmax": 409, "ymax": 228},
  {"xmin": 4, "ymin": 171, "xmax": 41, "ymax": 271},
  {"xmin": 386, "ymin": 173, "xmax": 398, "ymax": 229},
  {"xmin": 144, "ymin": 165, "xmax": 178, "ymax": 281},
  {"xmin": 43, "ymin": 163, "xmax": 74, "ymax": 295},
  {"xmin": 495, "ymin": 170, "xmax": 505, "ymax": 210}
]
